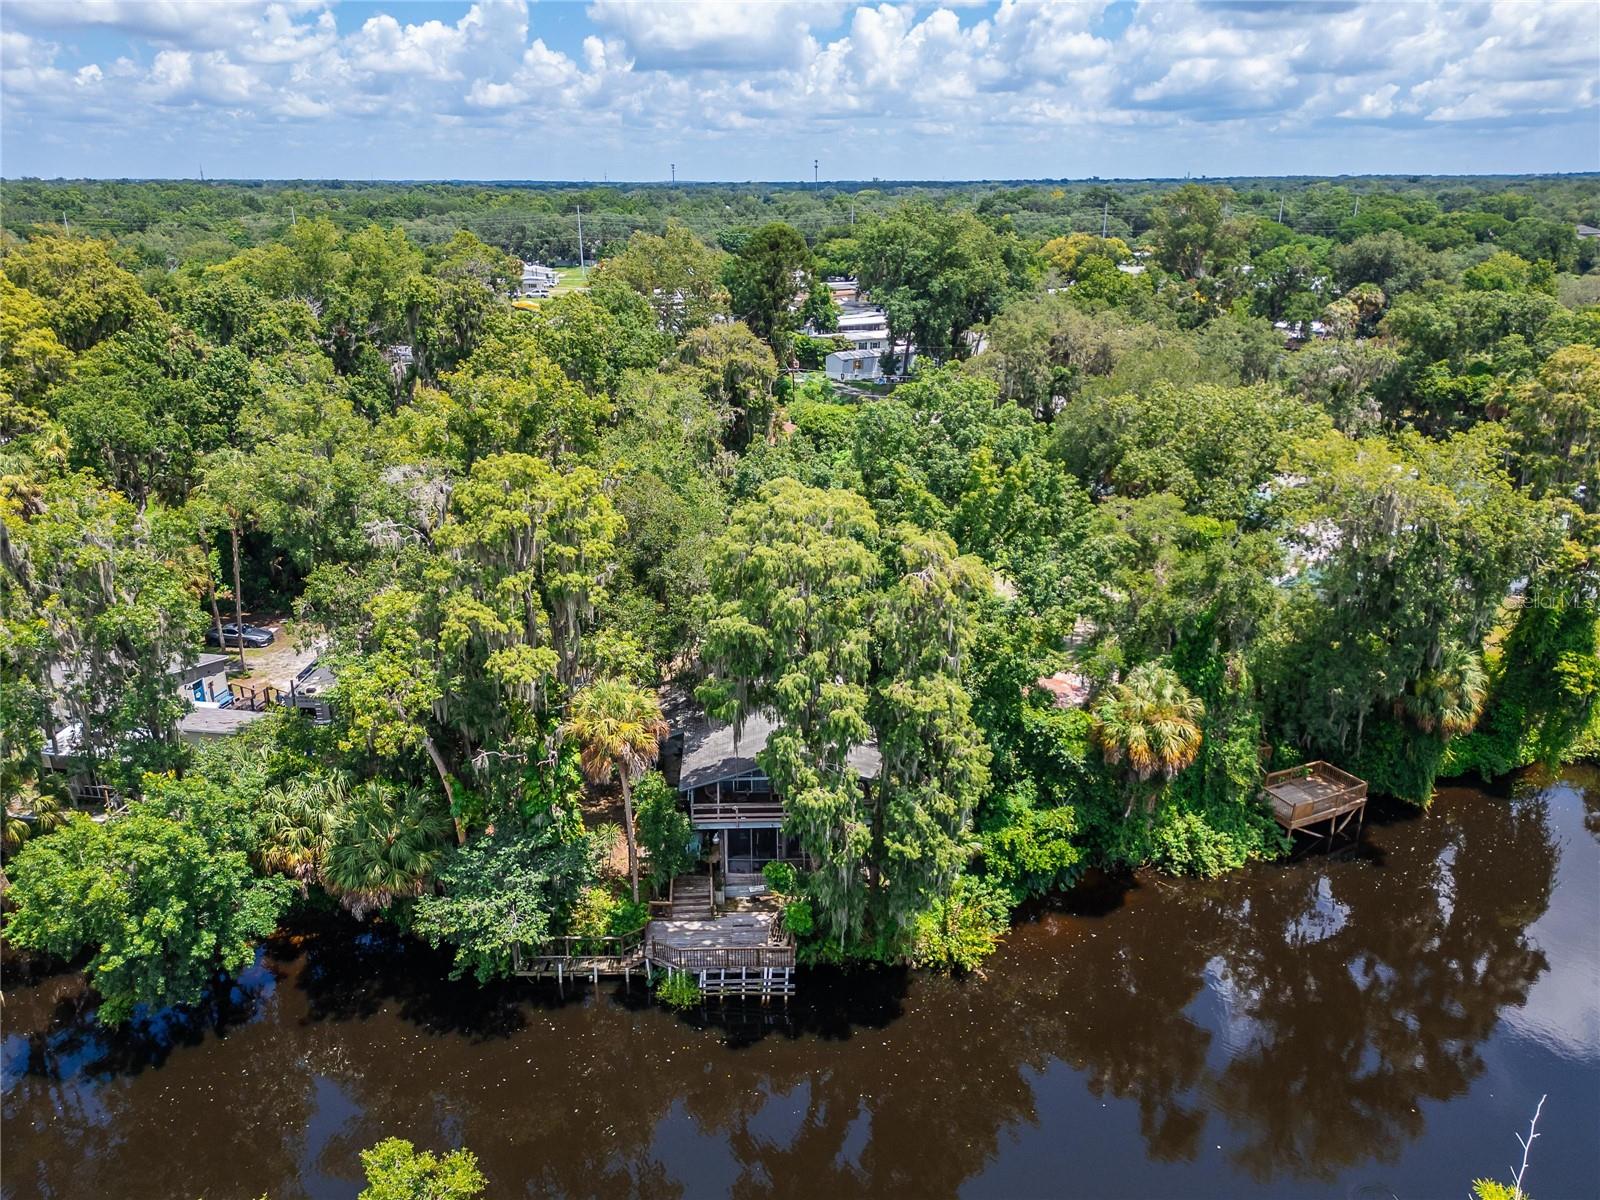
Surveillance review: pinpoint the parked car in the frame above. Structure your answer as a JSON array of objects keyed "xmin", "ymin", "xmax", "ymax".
[{"xmin": 204, "ymin": 622, "xmax": 276, "ymax": 649}]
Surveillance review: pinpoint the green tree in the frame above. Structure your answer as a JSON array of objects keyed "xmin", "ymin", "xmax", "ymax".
[
  {"xmin": 1149, "ymin": 184, "xmax": 1251, "ymax": 316},
  {"xmin": 324, "ymin": 780, "xmax": 451, "ymax": 917},
  {"xmin": 1091, "ymin": 663, "xmax": 1205, "ymax": 819},
  {"xmin": 357, "ymin": 1138, "xmax": 487, "ymax": 1200},
  {"xmin": 1502, "ymin": 344, "xmax": 1600, "ymax": 508},
  {"xmin": 562, "ymin": 678, "xmax": 668, "ymax": 902},
  {"xmin": 591, "ymin": 220, "xmax": 729, "ymax": 336},
  {"xmin": 0, "ymin": 233, "xmax": 159, "ymax": 351},
  {"xmin": 1, "ymin": 472, "xmax": 204, "ymax": 791},
  {"xmin": 858, "ymin": 202, "xmax": 1011, "ymax": 364},
  {"xmin": 700, "ymin": 480, "xmax": 992, "ymax": 951},
  {"xmin": 330, "ymin": 453, "xmax": 622, "ymax": 825},
  {"xmin": 633, "ymin": 771, "xmax": 695, "ymax": 896},
  {"xmin": 1055, "ymin": 381, "xmax": 1329, "ymax": 522},
  {"xmin": 0, "ymin": 276, "xmax": 72, "ymax": 435},
  {"xmin": 725, "ymin": 221, "xmax": 813, "ymax": 357},
  {"xmin": 412, "ymin": 823, "xmax": 595, "ymax": 982},
  {"xmin": 699, "ymin": 480, "xmax": 878, "ymax": 943},
  {"xmin": 4, "ymin": 800, "xmax": 292, "ymax": 1024},
  {"xmin": 678, "ymin": 320, "xmax": 778, "ymax": 448},
  {"xmin": 1266, "ymin": 426, "xmax": 1545, "ymax": 801}
]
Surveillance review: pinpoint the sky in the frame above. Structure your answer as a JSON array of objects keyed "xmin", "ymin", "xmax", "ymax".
[{"xmin": 2, "ymin": 0, "xmax": 1597, "ymax": 182}]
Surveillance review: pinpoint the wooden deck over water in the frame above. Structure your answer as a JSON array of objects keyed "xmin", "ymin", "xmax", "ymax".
[
  {"xmin": 513, "ymin": 910, "xmax": 796, "ymax": 998},
  {"xmin": 1263, "ymin": 761, "xmax": 1368, "ymax": 846}
]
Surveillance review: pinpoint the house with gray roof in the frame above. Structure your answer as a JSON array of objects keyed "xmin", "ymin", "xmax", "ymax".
[{"xmin": 668, "ymin": 705, "xmax": 881, "ymax": 876}]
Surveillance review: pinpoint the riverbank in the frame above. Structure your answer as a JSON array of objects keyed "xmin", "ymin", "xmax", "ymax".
[{"xmin": 4, "ymin": 768, "xmax": 1595, "ymax": 1200}]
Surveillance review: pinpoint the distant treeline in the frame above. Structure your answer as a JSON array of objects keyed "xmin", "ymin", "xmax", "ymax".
[{"xmin": 5, "ymin": 174, "xmax": 1597, "ymax": 272}]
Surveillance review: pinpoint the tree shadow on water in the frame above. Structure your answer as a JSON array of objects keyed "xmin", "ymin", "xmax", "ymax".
[{"xmin": 288, "ymin": 915, "xmax": 530, "ymax": 1041}]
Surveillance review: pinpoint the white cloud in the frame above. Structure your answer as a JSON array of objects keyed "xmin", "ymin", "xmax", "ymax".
[
  {"xmin": 6, "ymin": 1, "xmax": 337, "ymax": 63},
  {"xmin": 586, "ymin": 0, "xmax": 846, "ymax": 70},
  {"xmin": 0, "ymin": 0, "xmax": 1594, "ymax": 176}
]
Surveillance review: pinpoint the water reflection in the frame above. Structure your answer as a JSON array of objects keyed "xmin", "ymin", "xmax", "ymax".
[{"xmin": 2, "ymin": 777, "xmax": 1588, "ymax": 1200}]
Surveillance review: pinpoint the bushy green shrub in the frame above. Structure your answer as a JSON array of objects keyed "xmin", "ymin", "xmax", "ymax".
[
  {"xmin": 781, "ymin": 898, "xmax": 814, "ymax": 938},
  {"xmin": 762, "ymin": 860, "xmax": 799, "ymax": 895},
  {"xmin": 978, "ymin": 782, "xmax": 1084, "ymax": 901},
  {"xmin": 634, "ymin": 772, "xmax": 696, "ymax": 895},
  {"xmin": 358, "ymin": 1137, "xmax": 486, "ymax": 1200},
  {"xmin": 787, "ymin": 396, "xmax": 858, "ymax": 450},
  {"xmin": 1148, "ymin": 809, "xmax": 1251, "ymax": 877},
  {"xmin": 567, "ymin": 885, "xmax": 646, "ymax": 949},
  {"xmin": 909, "ymin": 876, "xmax": 1011, "ymax": 973},
  {"xmin": 656, "ymin": 971, "xmax": 701, "ymax": 1011}
]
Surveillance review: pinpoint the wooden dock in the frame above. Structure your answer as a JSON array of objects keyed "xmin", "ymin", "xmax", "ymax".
[
  {"xmin": 511, "ymin": 928, "xmax": 647, "ymax": 986},
  {"xmin": 512, "ymin": 911, "xmax": 796, "ymax": 1001},
  {"xmin": 1263, "ymin": 761, "xmax": 1368, "ymax": 849},
  {"xmin": 649, "ymin": 912, "xmax": 795, "ymax": 1001}
]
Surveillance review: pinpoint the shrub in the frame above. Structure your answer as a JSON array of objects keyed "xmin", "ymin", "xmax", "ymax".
[
  {"xmin": 762, "ymin": 860, "xmax": 799, "ymax": 895},
  {"xmin": 358, "ymin": 1138, "xmax": 486, "ymax": 1200},
  {"xmin": 656, "ymin": 971, "xmax": 701, "ymax": 1011},
  {"xmin": 1148, "ymin": 809, "xmax": 1250, "ymax": 877},
  {"xmin": 979, "ymin": 791, "xmax": 1084, "ymax": 901},
  {"xmin": 909, "ymin": 876, "xmax": 1011, "ymax": 973},
  {"xmin": 634, "ymin": 773, "xmax": 695, "ymax": 895},
  {"xmin": 781, "ymin": 898, "xmax": 814, "ymax": 938},
  {"xmin": 567, "ymin": 885, "xmax": 644, "ymax": 948}
]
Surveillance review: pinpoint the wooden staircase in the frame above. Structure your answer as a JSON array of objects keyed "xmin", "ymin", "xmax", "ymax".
[{"xmin": 668, "ymin": 873, "xmax": 715, "ymax": 919}]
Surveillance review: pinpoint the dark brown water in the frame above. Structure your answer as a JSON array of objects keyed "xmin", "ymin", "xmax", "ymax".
[{"xmin": 5, "ymin": 770, "xmax": 1598, "ymax": 1200}]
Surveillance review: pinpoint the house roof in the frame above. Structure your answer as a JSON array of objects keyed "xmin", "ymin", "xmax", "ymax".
[
  {"xmin": 677, "ymin": 707, "xmax": 881, "ymax": 790},
  {"xmin": 178, "ymin": 707, "xmax": 268, "ymax": 738},
  {"xmin": 827, "ymin": 348, "xmax": 880, "ymax": 362}
]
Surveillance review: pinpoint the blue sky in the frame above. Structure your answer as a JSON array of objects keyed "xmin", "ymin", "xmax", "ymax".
[{"xmin": 3, "ymin": 1, "xmax": 1597, "ymax": 181}]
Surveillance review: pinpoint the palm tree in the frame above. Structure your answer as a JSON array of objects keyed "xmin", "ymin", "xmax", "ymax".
[
  {"xmin": 3, "ymin": 787, "xmax": 68, "ymax": 856},
  {"xmin": 324, "ymin": 781, "xmax": 450, "ymax": 918},
  {"xmin": 259, "ymin": 776, "xmax": 345, "ymax": 885},
  {"xmin": 1402, "ymin": 643, "xmax": 1489, "ymax": 737},
  {"xmin": 2, "ymin": 788, "xmax": 69, "ymax": 897},
  {"xmin": 563, "ymin": 678, "xmax": 668, "ymax": 902},
  {"xmin": 1091, "ymin": 662, "xmax": 1206, "ymax": 819}
]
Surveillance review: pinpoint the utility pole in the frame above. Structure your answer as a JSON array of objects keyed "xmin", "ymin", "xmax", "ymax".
[
  {"xmin": 1353, "ymin": 196, "xmax": 1360, "ymax": 217},
  {"xmin": 290, "ymin": 205, "xmax": 296, "ymax": 227},
  {"xmin": 1101, "ymin": 201, "xmax": 1108, "ymax": 238},
  {"xmin": 1278, "ymin": 195, "xmax": 1285, "ymax": 223},
  {"xmin": 850, "ymin": 201, "xmax": 855, "ymax": 228},
  {"xmin": 670, "ymin": 163, "xmax": 675, "ymax": 184},
  {"xmin": 576, "ymin": 205, "xmax": 586, "ymax": 278},
  {"xmin": 813, "ymin": 158, "xmax": 819, "ymax": 190},
  {"xmin": 61, "ymin": 212, "xmax": 68, "ymax": 231}
]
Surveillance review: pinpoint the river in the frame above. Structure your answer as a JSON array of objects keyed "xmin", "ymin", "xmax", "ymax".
[{"xmin": 3, "ymin": 769, "xmax": 1597, "ymax": 1199}]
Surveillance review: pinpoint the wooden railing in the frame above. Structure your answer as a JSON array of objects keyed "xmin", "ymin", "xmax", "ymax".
[
  {"xmin": 227, "ymin": 682, "xmax": 283, "ymax": 712},
  {"xmin": 1263, "ymin": 761, "xmax": 1368, "ymax": 823},
  {"xmin": 512, "ymin": 925, "xmax": 648, "ymax": 974},
  {"xmin": 1265, "ymin": 761, "xmax": 1366, "ymax": 792},
  {"xmin": 688, "ymin": 795, "xmax": 785, "ymax": 826},
  {"xmin": 650, "ymin": 940, "xmax": 796, "ymax": 973}
]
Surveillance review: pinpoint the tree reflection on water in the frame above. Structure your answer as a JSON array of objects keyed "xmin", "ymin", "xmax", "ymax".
[{"xmin": 0, "ymin": 781, "xmax": 1574, "ymax": 1200}]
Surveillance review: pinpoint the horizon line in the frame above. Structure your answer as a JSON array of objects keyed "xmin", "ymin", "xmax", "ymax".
[{"xmin": 8, "ymin": 171, "xmax": 1600, "ymax": 188}]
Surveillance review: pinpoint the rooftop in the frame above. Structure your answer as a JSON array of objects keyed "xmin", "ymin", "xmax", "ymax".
[
  {"xmin": 676, "ymin": 707, "xmax": 881, "ymax": 790},
  {"xmin": 178, "ymin": 707, "xmax": 268, "ymax": 738}
]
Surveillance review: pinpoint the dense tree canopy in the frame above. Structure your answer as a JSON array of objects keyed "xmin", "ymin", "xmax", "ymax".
[{"xmin": 2, "ymin": 173, "xmax": 1596, "ymax": 1009}]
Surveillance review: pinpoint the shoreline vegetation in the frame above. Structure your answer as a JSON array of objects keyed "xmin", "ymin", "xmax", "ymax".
[{"xmin": 2, "ymin": 175, "xmax": 1598, "ymax": 1023}]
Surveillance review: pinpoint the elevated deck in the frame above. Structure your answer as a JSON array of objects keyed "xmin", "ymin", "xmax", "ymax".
[
  {"xmin": 1263, "ymin": 761, "xmax": 1368, "ymax": 848},
  {"xmin": 649, "ymin": 912, "xmax": 795, "ymax": 998},
  {"xmin": 513, "ymin": 912, "xmax": 796, "ymax": 1000}
]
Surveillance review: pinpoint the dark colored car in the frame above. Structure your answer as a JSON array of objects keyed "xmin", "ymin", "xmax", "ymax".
[{"xmin": 205, "ymin": 621, "xmax": 276, "ymax": 649}]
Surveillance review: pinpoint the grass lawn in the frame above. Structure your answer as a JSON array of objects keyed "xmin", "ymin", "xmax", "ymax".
[{"xmin": 551, "ymin": 266, "xmax": 589, "ymax": 295}]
